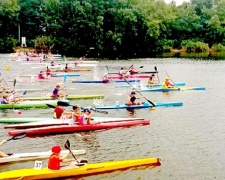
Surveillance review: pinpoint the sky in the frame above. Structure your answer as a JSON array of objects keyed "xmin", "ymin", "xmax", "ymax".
[{"xmin": 164, "ymin": 0, "xmax": 190, "ymax": 6}]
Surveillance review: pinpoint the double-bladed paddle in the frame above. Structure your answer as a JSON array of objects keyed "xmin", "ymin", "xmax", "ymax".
[
  {"xmin": 64, "ymin": 140, "xmax": 88, "ymax": 163},
  {"xmin": 123, "ymin": 78, "xmax": 156, "ymax": 107},
  {"xmin": 7, "ymin": 132, "xmax": 27, "ymax": 141},
  {"xmin": 46, "ymin": 102, "xmax": 108, "ymax": 114}
]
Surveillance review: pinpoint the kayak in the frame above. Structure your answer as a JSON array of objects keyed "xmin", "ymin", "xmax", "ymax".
[
  {"xmin": 51, "ymin": 74, "xmax": 80, "ymax": 77},
  {"xmin": 0, "ymin": 150, "xmax": 86, "ymax": 164},
  {"xmin": 0, "ymin": 157, "xmax": 160, "ymax": 179},
  {"xmin": 52, "ymin": 69, "xmax": 91, "ymax": 72},
  {"xmin": 140, "ymin": 87, "xmax": 206, "ymax": 92},
  {"xmin": 72, "ymin": 80, "xmax": 140, "ymax": 83},
  {"xmin": 109, "ymin": 71, "xmax": 158, "ymax": 74},
  {"xmin": 101, "ymin": 75, "xmax": 151, "ymax": 79},
  {"xmin": 94, "ymin": 102, "xmax": 183, "ymax": 109},
  {"xmin": 115, "ymin": 82, "xmax": 186, "ymax": 88},
  {"xmin": 20, "ymin": 94, "xmax": 104, "ymax": 101},
  {"xmin": 8, "ymin": 120, "xmax": 150, "ymax": 136},
  {"xmin": 9, "ymin": 77, "xmax": 77, "ymax": 82},
  {"xmin": 0, "ymin": 100, "xmax": 69, "ymax": 109},
  {"xmin": 31, "ymin": 64, "xmax": 97, "ymax": 69},
  {"xmin": 4, "ymin": 118, "xmax": 145, "ymax": 128}
]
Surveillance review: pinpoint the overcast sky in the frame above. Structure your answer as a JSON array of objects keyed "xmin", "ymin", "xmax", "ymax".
[{"xmin": 164, "ymin": 0, "xmax": 190, "ymax": 6}]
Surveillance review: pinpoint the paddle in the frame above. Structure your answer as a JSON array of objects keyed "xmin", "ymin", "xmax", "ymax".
[
  {"xmin": 154, "ymin": 66, "xmax": 160, "ymax": 83},
  {"xmin": 7, "ymin": 132, "xmax": 26, "ymax": 141},
  {"xmin": 122, "ymin": 77, "xmax": 156, "ymax": 107},
  {"xmin": 64, "ymin": 140, "xmax": 79, "ymax": 163},
  {"xmin": 46, "ymin": 102, "xmax": 108, "ymax": 114},
  {"xmin": 164, "ymin": 71, "xmax": 180, "ymax": 90}
]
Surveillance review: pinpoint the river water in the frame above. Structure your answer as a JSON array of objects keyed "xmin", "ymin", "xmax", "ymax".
[{"xmin": 0, "ymin": 54, "xmax": 224, "ymax": 180}]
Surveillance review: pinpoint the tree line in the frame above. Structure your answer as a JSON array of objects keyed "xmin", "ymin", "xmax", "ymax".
[{"xmin": 1, "ymin": 0, "xmax": 225, "ymax": 58}]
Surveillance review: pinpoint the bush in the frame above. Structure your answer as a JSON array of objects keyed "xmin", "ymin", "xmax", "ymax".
[
  {"xmin": 0, "ymin": 37, "xmax": 18, "ymax": 53},
  {"xmin": 211, "ymin": 44, "xmax": 225, "ymax": 52},
  {"xmin": 181, "ymin": 40, "xmax": 209, "ymax": 52}
]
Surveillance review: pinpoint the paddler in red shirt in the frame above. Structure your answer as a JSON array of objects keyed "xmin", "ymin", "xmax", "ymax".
[
  {"xmin": 38, "ymin": 71, "xmax": 45, "ymax": 79},
  {"xmin": 46, "ymin": 66, "xmax": 51, "ymax": 78},
  {"xmin": 48, "ymin": 145, "xmax": 73, "ymax": 170},
  {"xmin": 54, "ymin": 101, "xmax": 71, "ymax": 119}
]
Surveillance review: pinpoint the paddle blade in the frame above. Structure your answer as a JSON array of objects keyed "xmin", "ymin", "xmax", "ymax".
[
  {"xmin": 154, "ymin": 66, "xmax": 157, "ymax": 71},
  {"xmin": 7, "ymin": 132, "xmax": 26, "ymax": 141},
  {"xmin": 64, "ymin": 140, "xmax": 70, "ymax": 150},
  {"xmin": 46, "ymin": 104, "xmax": 56, "ymax": 108},
  {"xmin": 147, "ymin": 100, "xmax": 156, "ymax": 107},
  {"xmin": 58, "ymin": 101, "xmax": 70, "ymax": 106},
  {"xmin": 23, "ymin": 90, "xmax": 27, "ymax": 96},
  {"xmin": 13, "ymin": 79, "xmax": 16, "ymax": 87},
  {"xmin": 139, "ymin": 66, "xmax": 143, "ymax": 68}
]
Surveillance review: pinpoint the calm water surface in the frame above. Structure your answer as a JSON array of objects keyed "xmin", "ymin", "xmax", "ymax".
[{"xmin": 0, "ymin": 54, "xmax": 224, "ymax": 180}]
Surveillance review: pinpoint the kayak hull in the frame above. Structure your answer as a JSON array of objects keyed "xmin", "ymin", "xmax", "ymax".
[
  {"xmin": 101, "ymin": 75, "xmax": 151, "ymax": 79},
  {"xmin": 94, "ymin": 102, "xmax": 183, "ymax": 109},
  {"xmin": 72, "ymin": 80, "xmax": 140, "ymax": 83},
  {"xmin": 8, "ymin": 120, "xmax": 150, "ymax": 136},
  {"xmin": 140, "ymin": 87, "xmax": 206, "ymax": 92},
  {"xmin": 0, "ymin": 100, "xmax": 69, "ymax": 109},
  {"xmin": 52, "ymin": 69, "xmax": 91, "ymax": 72},
  {"xmin": 0, "ymin": 150, "xmax": 86, "ymax": 164},
  {"xmin": 51, "ymin": 74, "xmax": 80, "ymax": 77},
  {"xmin": 115, "ymin": 82, "xmax": 186, "ymax": 88},
  {"xmin": 20, "ymin": 95, "xmax": 104, "ymax": 101},
  {"xmin": 4, "ymin": 118, "xmax": 145, "ymax": 128},
  {"xmin": 0, "ymin": 158, "xmax": 160, "ymax": 180}
]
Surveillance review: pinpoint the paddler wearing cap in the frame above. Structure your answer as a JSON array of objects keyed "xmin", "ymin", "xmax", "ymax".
[
  {"xmin": 103, "ymin": 73, "xmax": 110, "ymax": 82},
  {"xmin": 48, "ymin": 145, "xmax": 73, "ymax": 170},
  {"xmin": 1, "ymin": 94, "xmax": 9, "ymax": 104},
  {"xmin": 78, "ymin": 108, "xmax": 98, "ymax": 125},
  {"xmin": 126, "ymin": 90, "xmax": 142, "ymax": 105},
  {"xmin": 162, "ymin": 77, "xmax": 175, "ymax": 88},
  {"xmin": 51, "ymin": 84, "xmax": 66, "ymax": 99}
]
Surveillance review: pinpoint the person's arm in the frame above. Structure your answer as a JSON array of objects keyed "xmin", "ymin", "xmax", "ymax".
[
  {"xmin": 59, "ymin": 151, "xmax": 72, "ymax": 161},
  {"xmin": 63, "ymin": 111, "xmax": 73, "ymax": 115},
  {"xmin": 73, "ymin": 108, "xmax": 81, "ymax": 117},
  {"xmin": 0, "ymin": 140, "xmax": 6, "ymax": 146},
  {"xmin": 87, "ymin": 111, "xmax": 94, "ymax": 119}
]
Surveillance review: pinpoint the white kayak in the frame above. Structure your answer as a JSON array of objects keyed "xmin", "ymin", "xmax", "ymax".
[
  {"xmin": 31, "ymin": 63, "xmax": 97, "ymax": 69},
  {"xmin": 4, "ymin": 117, "xmax": 145, "ymax": 129},
  {"xmin": 0, "ymin": 149, "xmax": 86, "ymax": 164}
]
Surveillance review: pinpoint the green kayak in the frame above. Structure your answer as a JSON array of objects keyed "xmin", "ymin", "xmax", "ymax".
[
  {"xmin": 0, "ymin": 100, "xmax": 69, "ymax": 109},
  {"xmin": 20, "ymin": 95, "xmax": 104, "ymax": 101}
]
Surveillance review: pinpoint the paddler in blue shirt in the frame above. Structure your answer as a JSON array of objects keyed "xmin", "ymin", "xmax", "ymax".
[
  {"xmin": 51, "ymin": 84, "xmax": 66, "ymax": 99},
  {"xmin": 1, "ymin": 94, "xmax": 9, "ymax": 104}
]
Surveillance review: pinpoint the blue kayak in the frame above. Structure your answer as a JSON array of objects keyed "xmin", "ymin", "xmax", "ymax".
[
  {"xmin": 72, "ymin": 80, "xmax": 140, "ymax": 83},
  {"xmin": 51, "ymin": 74, "xmax": 80, "ymax": 77},
  {"xmin": 140, "ymin": 87, "xmax": 205, "ymax": 92},
  {"xmin": 115, "ymin": 82, "xmax": 186, "ymax": 88},
  {"xmin": 94, "ymin": 102, "xmax": 183, "ymax": 109}
]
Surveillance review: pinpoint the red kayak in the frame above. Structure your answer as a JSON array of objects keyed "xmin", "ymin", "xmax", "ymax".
[
  {"xmin": 8, "ymin": 120, "xmax": 150, "ymax": 136},
  {"xmin": 101, "ymin": 75, "xmax": 150, "ymax": 79}
]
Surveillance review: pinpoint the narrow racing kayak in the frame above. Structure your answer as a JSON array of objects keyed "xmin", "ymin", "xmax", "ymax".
[
  {"xmin": 101, "ymin": 75, "xmax": 151, "ymax": 79},
  {"xmin": 94, "ymin": 102, "xmax": 183, "ymax": 109},
  {"xmin": 51, "ymin": 74, "xmax": 80, "ymax": 77},
  {"xmin": 0, "ymin": 157, "xmax": 160, "ymax": 180},
  {"xmin": 0, "ymin": 100, "xmax": 69, "ymax": 109},
  {"xmin": 52, "ymin": 69, "xmax": 91, "ymax": 72},
  {"xmin": 115, "ymin": 82, "xmax": 186, "ymax": 88},
  {"xmin": 4, "ymin": 118, "xmax": 145, "ymax": 128},
  {"xmin": 140, "ymin": 87, "xmax": 206, "ymax": 92},
  {"xmin": 9, "ymin": 77, "xmax": 77, "ymax": 82},
  {"xmin": 72, "ymin": 80, "xmax": 140, "ymax": 83},
  {"xmin": 20, "ymin": 94, "xmax": 104, "ymax": 101},
  {"xmin": 8, "ymin": 120, "xmax": 150, "ymax": 136},
  {"xmin": 0, "ymin": 150, "xmax": 86, "ymax": 164}
]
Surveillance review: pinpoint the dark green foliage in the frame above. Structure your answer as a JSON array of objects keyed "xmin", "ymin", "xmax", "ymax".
[{"xmin": 1, "ymin": 0, "xmax": 225, "ymax": 57}]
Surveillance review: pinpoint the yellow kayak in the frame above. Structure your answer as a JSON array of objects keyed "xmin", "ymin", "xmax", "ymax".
[{"xmin": 0, "ymin": 158, "xmax": 161, "ymax": 180}]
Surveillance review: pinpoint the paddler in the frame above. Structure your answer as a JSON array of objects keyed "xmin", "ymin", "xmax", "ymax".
[
  {"xmin": 65, "ymin": 106, "xmax": 82, "ymax": 124},
  {"xmin": 162, "ymin": 77, "xmax": 174, "ymax": 88},
  {"xmin": 1, "ymin": 94, "xmax": 9, "ymax": 104},
  {"xmin": 118, "ymin": 67, "xmax": 128, "ymax": 79},
  {"xmin": 48, "ymin": 145, "xmax": 74, "ymax": 170},
  {"xmin": 0, "ymin": 140, "xmax": 8, "ymax": 157},
  {"xmin": 126, "ymin": 91, "xmax": 142, "ymax": 105},
  {"xmin": 51, "ymin": 84, "xmax": 66, "ymax": 99},
  {"xmin": 51, "ymin": 61, "xmax": 55, "ymax": 66},
  {"xmin": 129, "ymin": 65, "xmax": 138, "ymax": 75},
  {"xmin": 65, "ymin": 64, "xmax": 68, "ymax": 70},
  {"xmin": 54, "ymin": 101, "xmax": 71, "ymax": 119},
  {"xmin": 78, "ymin": 108, "xmax": 98, "ymax": 125},
  {"xmin": 38, "ymin": 71, "xmax": 45, "ymax": 79},
  {"xmin": 46, "ymin": 66, "xmax": 51, "ymax": 78},
  {"xmin": 103, "ymin": 73, "xmax": 110, "ymax": 82}
]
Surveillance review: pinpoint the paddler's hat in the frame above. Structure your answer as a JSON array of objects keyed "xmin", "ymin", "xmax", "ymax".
[
  {"xmin": 131, "ymin": 91, "xmax": 136, "ymax": 94},
  {"xmin": 52, "ymin": 145, "xmax": 61, "ymax": 153},
  {"xmin": 165, "ymin": 77, "xmax": 170, "ymax": 80},
  {"xmin": 84, "ymin": 108, "xmax": 91, "ymax": 114}
]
